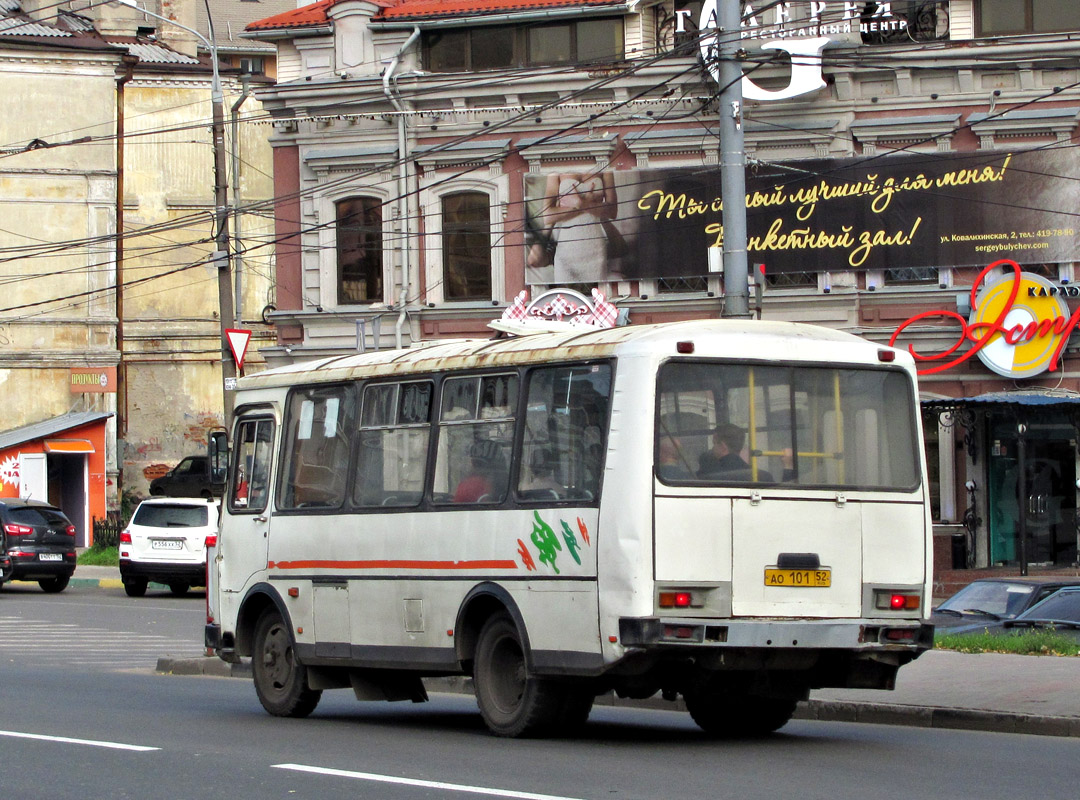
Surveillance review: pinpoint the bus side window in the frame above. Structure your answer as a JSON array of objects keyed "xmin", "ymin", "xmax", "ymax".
[
  {"xmin": 280, "ymin": 386, "xmax": 353, "ymax": 509},
  {"xmin": 518, "ymin": 364, "xmax": 611, "ymax": 501},
  {"xmin": 354, "ymin": 381, "xmax": 432, "ymax": 508},
  {"xmin": 435, "ymin": 374, "xmax": 517, "ymax": 505}
]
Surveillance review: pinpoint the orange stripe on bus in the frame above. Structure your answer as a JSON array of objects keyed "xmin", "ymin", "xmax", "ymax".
[{"xmin": 267, "ymin": 559, "xmax": 519, "ymax": 571}]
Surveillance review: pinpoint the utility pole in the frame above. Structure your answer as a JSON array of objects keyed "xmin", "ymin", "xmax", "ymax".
[
  {"xmin": 717, "ymin": 0, "xmax": 751, "ymax": 319},
  {"xmin": 114, "ymin": 0, "xmax": 236, "ymax": 425}
]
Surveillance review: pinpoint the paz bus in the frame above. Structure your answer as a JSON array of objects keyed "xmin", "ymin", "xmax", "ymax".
[{"xmin": 205, "ymin": 319, "xmax": 933, "ymax": 737}]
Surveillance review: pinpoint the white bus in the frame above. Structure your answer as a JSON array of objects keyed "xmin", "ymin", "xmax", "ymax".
[{"xmin": 206, "ymin": 319, "xmax": 933, "ymax": 737}]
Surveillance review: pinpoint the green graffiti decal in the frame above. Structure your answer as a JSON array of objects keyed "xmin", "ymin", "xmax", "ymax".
[
  {"xmin": 560, "ymin": 520, "xmax": 581, "ymax": 565},
  {"xmin": 530, "ymin": 510, "xmax": 562, "ymax": 573}
]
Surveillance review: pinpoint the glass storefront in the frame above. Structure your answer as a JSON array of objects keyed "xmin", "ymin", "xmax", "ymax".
[{"xmin": 987, "ymin": 415, "xmax": 1078, "ymax": 566}]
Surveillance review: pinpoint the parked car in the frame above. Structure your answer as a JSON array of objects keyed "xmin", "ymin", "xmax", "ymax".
[
  {"xmin": 149, "ymin": 455, "xmax": 225, "ymax": 498},
  {"xmin": 931, "ymin": 577, "xmax": 1080, "ymax": 629},
  {"xmin": 944, "ymin": 586, "xmax": 1080, "ymax": 641},
  {"xmin": 0, "ymin": 498, "xmax": 77, "ymax": 593},
  {"xmin": 119, "ymin": 497, "xmax": 218, "ymax": 597}
]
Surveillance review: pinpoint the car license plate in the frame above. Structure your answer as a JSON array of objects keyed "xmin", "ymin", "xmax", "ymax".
[
  {"xmin": 151, "ymin": 540, "xmax": 183, "ymax": 550},
  {"xmin": 764, "ymin": 568, "xmax": 831, "ymax": 587},
  {"xmin": 38, "ymin": 553, "xmax": 63, "ymax": 562}
]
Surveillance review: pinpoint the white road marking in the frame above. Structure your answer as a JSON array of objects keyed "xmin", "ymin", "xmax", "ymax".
[
  {"xmin": 0, "ymin": 729, "xmax": 159, "ymax": 751},
  {"xmin": 273, "ymin": 764, "xmax": 589, "ymax": 800}
]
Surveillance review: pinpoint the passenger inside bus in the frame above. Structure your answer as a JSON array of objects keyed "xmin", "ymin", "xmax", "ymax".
[
  {"xmin": 520, "ymin": 447, "xmax": 564, "ymax": 498},
  {"xmin": 657, "ymin": 436, "xmax": 694, "ymax": 481},
  {"xmin": 698, "ymin": 423, "xmax": 757, "ymax": 479},
  {"xmin": 454, "ymin": 439, "xmax": 508, "ymax": 503}
]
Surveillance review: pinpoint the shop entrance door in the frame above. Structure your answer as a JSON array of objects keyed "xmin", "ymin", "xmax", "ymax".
[{"xmin": 988, "ymin": 420, "xmax": 1077, "ymax": 566}]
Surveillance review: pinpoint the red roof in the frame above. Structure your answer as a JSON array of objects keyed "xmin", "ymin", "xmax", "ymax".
[
  {"xmin": 246, "ymin": 0, "xmax": 343, "ymax": 32},
  {"xmin": 380, "ymin": 0, "xmax": 623, "ymax": 20},
  {"xmin": 247, "ymin": 0, "xmax": 620, "ymax": 32}
]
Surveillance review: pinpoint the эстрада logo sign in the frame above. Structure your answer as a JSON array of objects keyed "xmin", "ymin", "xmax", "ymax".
[{"xmin": 891, "ymin": 259, "xmax": 1078, "ymax": 378}]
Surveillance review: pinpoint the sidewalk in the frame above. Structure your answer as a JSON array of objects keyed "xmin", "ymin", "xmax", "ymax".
[{"xmin": 72, "ymin": 565, "xmax": 1080, "ymax": 737}]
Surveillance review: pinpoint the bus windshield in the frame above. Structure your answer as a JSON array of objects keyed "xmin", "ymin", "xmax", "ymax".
[{"xmin": 657, "ymin": 362, "xmax": 919, "ymax": 491}]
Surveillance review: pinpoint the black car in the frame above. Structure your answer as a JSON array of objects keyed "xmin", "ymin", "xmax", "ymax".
[
  {"xmin": 931, "ymin": 577, "xmax": 1080, "ymax": 629},
  {"xmin": 944, "ymin": 586, "xmax": 1080, "ymax": 641},
  {"xmin": 0, "ymin": 498, "xmax": 77, "ymax": 593},
  {"xmin": 149, "ymin": 456, "xmax": 225, "ymax": 498}
]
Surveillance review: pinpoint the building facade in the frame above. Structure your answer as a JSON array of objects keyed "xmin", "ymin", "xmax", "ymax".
[
  {"xmin": 0, "ymin": 0, "xmax": 278, "ymax": 531},
  {"xmin": 245, "ymin": 0, "xmax": 1080, "ymax": 573}
]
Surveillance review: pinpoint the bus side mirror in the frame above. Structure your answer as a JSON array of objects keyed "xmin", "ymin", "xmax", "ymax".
[{"xmin": 209, "ymin": 430, "xmax": 229, "ymax": 482}]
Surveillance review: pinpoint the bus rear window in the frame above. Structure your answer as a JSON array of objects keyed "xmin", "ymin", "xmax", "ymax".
[{"xmin": 656, "ymin": 362, "xmax": 919, "ymax": 491}]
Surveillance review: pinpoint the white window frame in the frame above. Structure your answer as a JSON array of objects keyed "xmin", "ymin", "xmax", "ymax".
[
  {"xmin": 421, "ymin": 175, "xmax": 507, "ymax": 305},
  {"xmin": 316, "ymin": 182, "xmax": 393, "ymax": 310}
]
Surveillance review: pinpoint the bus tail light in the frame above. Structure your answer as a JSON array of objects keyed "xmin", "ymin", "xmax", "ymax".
[
  {"xmin": 875, "ymin": 591, "xmax": 920, "ymax": 611},
  {"xmin": 884, "ymin": 628, "xmax": 916, "ymax": 641},
  {"xmin": 658, "ymin": 591, "xmax": 695, "ymax": 608},
  {"xmin": 661, "ymin": 624, "xmax": 704, "ymax": 642}
]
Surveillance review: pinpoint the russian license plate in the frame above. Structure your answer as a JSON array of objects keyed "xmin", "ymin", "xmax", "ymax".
[
  {"xmin": 764, "ymin": 568, "xmax": 831, "ymax": 587},
  {"xmin": 151, "ymin": 540, "xmax": 183, "ymax": 551},
  {"xmin": 38, "ymin": 553, "xmax": 63, "ymax": 562}
]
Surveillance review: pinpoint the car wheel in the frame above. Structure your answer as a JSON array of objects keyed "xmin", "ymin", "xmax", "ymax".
[
  {"xmin": 169, "ymin": 581, "xmax": 189, "ymax": 597},
  {"xmin": 38, "ymin": 575, "xmax": 70, "ymax": 593},
  {"xmin": 683, "ymin": 686, "xmax": 797, "ymax": 737},
  {"xmin": 252, "ymin": 609, "xmax": 321, "ymax": 718},
  {"xmin": 124, "ymin": 578, "xmax": 148, "ymax": 597},
  {"xmin": 472, "ymin": 613, "xmax": 565, "ymax": 737}
]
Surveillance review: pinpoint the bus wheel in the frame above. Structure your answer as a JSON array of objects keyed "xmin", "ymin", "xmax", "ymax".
[
  {"xmin": 252, "ymin": 610, "xmax": 322, "ymax": 718},
  {"xmin": 474, "ymin": 614, "xmax": 562, "ymax": 737},
  {"xmin": 684, "ymin": 689, "xmax": 797, "ymax": 737}
]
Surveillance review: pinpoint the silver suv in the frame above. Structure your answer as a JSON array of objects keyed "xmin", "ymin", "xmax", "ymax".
[{"xmin": 119, "ymin": 497, "xmax": 218, "ymax": 597}]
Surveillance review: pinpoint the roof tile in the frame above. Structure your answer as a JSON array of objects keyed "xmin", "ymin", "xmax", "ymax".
[{"xmin": 247, "ymin": 0, "xmax": 620, "ymax": 32}]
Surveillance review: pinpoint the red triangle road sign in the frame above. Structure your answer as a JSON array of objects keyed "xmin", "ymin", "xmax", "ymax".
[{"xmin": 225, "ymin": 328, "xmax": 252, "ymax": 371}]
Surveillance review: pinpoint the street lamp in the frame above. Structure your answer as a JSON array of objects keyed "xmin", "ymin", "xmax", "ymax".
[{"xmin": 112, "ymin": 0, "xmax": 237, "ymax": 424}]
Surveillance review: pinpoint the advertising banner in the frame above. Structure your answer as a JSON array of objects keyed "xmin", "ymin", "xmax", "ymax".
[{"xmin": 522, "ymin": 148, "xmax": 1080, "ymax": 284}]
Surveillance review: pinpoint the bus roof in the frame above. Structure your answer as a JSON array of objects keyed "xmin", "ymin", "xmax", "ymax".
[{"xmin": 240, "ymin": 320, "xmax": 908, "ymax": 391}]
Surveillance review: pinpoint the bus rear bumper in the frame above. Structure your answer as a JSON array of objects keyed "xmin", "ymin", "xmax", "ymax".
[{"xmin": 618, "ymin": 616, "xmax": 934, "ymax": 653}]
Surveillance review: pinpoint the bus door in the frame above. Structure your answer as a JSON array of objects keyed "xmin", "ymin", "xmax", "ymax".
[
  {"xmin": 730, "ymin": 497, "xmax": 863, "ymax": 618},
  {"xmin": 222, "ymin": 415, "xmax": 276, "ymax": 592}
]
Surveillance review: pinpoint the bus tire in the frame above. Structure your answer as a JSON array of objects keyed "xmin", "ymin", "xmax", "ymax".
[
  {"xmin": 556, "ymin": 687, "xmax": 595, "ymax": 732},
  {"xmin": 473, "ymin": 613, "xmax": 562, "ymax": 738},
  {"xmin": 684, "ymin": 688, "xmax": 797, "ymax": 737},
  {"xmin": 252, "ymin": 609, "xmax": 322, "ymax": 718}
]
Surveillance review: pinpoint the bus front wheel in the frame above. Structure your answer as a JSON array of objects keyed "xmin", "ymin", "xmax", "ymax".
[
  {"xmin": 473, "ymin": 613, "xmax": 571, "ymax": 738},
  {"xmin": 252, "ymin": 609, "xmax": 322, "ymax": 718},
  {"xmin": 684, "ymin": 686, "xmax": 797, "ymax": 737}
]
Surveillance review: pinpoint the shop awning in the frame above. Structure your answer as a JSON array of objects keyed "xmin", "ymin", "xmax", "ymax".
[
  {"xmin": 0, "ymin": 411, "xmax": 111, "ymax": 452},
  {"xmin": 43, "ymin": 439, "xmax": 94, "ymax": 454},
  {"xmin": 922, "ymin": 391, "xmax": 1080, "ymax": 413}
]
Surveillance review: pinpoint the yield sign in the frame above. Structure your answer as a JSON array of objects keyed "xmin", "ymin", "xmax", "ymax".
[{"xmin": 225, "ymin": 328, "xmax": 252, "ymax": 370}]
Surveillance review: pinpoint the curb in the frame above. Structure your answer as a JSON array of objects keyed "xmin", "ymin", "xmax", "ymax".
[
  {"xmin": 70, "ymin": 578, "xmax": 126, "ymax": 589},
  {"xmin": 152, "ymin": 657, "xmax": 1080, "ymax": 738}
]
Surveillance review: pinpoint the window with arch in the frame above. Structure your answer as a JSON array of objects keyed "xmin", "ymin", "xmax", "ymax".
[
  {"xmin": 442, "ymin": 191, "xmax": 492, "ymax": 301},
  {"xmin": 336, "ymin": 196, "xmax": 383, "ymax": 304}
]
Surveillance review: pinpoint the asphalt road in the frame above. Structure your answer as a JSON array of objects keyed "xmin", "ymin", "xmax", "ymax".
[{"xmin": 3, "ymin": 587, "xmax": 1080, "ymax": 799}]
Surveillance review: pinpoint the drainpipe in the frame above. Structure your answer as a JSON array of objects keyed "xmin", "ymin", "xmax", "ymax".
[
  {"xmin": 114, "ymin": 54, "xmax": 137, "ymax": 509},
  {"xmin": 383, "ymin": 26, "xmax": 421, "ymax": 350},
  {"xmin": 231, "ymin": 74, "xmax": 252, "ymax": 326}
]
